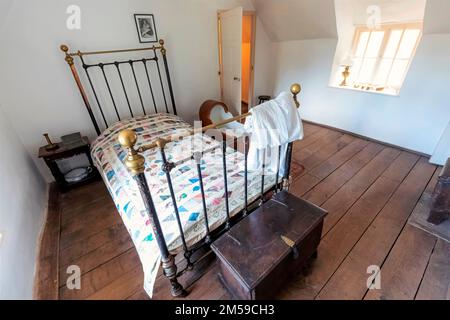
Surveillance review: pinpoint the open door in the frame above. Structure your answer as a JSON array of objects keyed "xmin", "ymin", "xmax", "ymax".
[{"xmin": 218, "ymin": 7, "xmax": 243, "ymax": 116}]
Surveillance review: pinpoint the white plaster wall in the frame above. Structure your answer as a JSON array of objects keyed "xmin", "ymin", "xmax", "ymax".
[
  {"xmin": 251, "ymin": 0, "xmax": 337, "ymax": 41},
  {"xmin": 430, "ymin": 121, "xmax": 450, "ymax": 165},
  {"xmin": 424, "ymin": 0, "xmax": 450, "ymax": 34},
  {"xmin": 273, "ymin": 33, "xmax": 450, "ymax": 155},
  {"xmin": 0, "ymin": 0, "xmax": 276, "ymax": 182},
  {"xmin": 0, "ymin": 104, "xmax": 47, "ymax": 300},
  {"xmin": 253, "ymin": 17, "xmax": 276, "ymax": 103},
  {"xmin": 349, "ymin": 0, "xmax": 427, "ymax": 25},
  {"xmin": 269, "ymin": 0, "xmax": 450, "ymax": 156}
]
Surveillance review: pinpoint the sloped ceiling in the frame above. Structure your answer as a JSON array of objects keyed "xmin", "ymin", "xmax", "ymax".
[
  {"xmin": 423, "ymin": 0, "xmax": 450, "ymax": 34},
  {"xmin": 251, "ymin": 0, "xmax": 337, "ymax": 42},
  {"xmin": 346, "ymin": 0, "xmax": 427, "ymax": 24}
]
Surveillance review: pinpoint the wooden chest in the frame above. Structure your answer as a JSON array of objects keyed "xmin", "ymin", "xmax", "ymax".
[{"xmin": 211, "ymin": 190, "xmax": 327, "ymax": 300}]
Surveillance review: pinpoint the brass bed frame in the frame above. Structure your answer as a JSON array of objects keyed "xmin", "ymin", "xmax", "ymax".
[
  {"xmin": 61, "ymin": 40, "xmax": 302, "ymax": 297},
  {"xmin": 61, "ymin": 39, "xmax": 177, "ymax": 135}
]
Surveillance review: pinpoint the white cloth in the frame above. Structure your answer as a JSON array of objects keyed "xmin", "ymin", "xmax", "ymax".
[{"xmin": 244, "ymin": 91, "xmax": 304, "ymax": 176}]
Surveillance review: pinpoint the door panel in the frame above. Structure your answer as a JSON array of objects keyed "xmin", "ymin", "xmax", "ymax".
[{"xmin": 219, "ymin": 7, "xmax": 242, "ymax": 116}]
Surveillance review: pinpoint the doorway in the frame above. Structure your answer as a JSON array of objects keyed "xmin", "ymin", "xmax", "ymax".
[{"xmin": 218, "ymin": 9, "xmax": 256, "ymax": 115}]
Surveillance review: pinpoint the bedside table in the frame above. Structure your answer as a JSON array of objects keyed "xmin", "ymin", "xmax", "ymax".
[{"xmin": 38, "ymin": 136, "xmax": 100, "ymax": 192}]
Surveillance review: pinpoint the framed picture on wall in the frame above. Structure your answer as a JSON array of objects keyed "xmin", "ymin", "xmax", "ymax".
[{"xmin": 134, "ymin": 14, "xmax": 158, "ymax": 43}]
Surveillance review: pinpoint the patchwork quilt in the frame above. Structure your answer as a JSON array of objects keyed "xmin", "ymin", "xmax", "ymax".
[{"xmin": 91, "ymin": 113, "xmax": 275, "ymax": 298}]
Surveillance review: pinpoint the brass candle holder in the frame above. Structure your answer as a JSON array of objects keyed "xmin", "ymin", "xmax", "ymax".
[
  {"xmin": 340, "ymin": 65, "xmax": 351, "ymax": 87},
  {"xmin": 43, "ymin": 133, "xmax": 59, "ymax": 151}
]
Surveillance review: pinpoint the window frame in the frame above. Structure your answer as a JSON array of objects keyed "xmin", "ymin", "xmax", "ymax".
[{"xmin": 349, "ymin": 22, "xmax": 423, "ymax": 94}]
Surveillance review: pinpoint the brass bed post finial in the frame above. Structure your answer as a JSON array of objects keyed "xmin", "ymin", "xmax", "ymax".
[
  {"xmin": 118, "ymin": 130, "xmax": 145, "ymax": 175},
  {"xmin": 60, "ymin": 44, "xmax": 74, "ymax": 66},
  {"xmin": 290, "ymin": 83, "xmax": 301, "ymax": 108},
  {"xmin": 159, "ymin": 39, "xmax": 166, "ymax": 55},
  {"xmin": 118, "ymin": 129, "xmax": 186, "ymax": 298}
]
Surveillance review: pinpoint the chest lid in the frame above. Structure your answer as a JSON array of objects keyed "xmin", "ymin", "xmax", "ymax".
[{"xmin": 211, "ymin": 190, "xmax": 327, "ymax": 289}]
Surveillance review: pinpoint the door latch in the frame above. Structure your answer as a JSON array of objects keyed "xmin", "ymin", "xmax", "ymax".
[{"xmin": 281, "ymin": 235, "xmax": 299, "ymax": 260}]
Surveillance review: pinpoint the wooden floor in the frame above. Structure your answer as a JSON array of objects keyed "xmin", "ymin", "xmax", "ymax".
[{"xmin": 47, "ymin": 123, "xmax": 449, "ymax": 300}]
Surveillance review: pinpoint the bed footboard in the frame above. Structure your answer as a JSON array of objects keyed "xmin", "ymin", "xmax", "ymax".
[{"xmin": 118, "ymin": 83, "xmax": 302, "ymax": 298}]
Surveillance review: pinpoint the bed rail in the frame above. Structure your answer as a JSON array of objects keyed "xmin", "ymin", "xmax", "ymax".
[{"xmin": 118, "ymin": 83, "xmax": 301, "ymax": 297}]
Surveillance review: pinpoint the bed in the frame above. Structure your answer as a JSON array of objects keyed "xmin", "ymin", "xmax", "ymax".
[{"xmin": 61, "ymin": 40, "xmax": 301, "ymax": 298}]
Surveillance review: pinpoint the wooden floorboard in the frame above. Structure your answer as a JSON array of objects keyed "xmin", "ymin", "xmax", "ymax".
[
  {"xmin": 293, "ymin": 130, "xmax": 344, "ymax": 164},
  {"xmin": 33, "ymin": 123, "xmax": 445, "ymax": 300},
  {"xmin": 363, "ymin": 225, "xmax": 437, "ymax": 300},
  {"xmin": 290, "ymin": 142, "xmax": 384, "ymax": 199},
  {"xmin": 308, "ymin": 138, "xmax": 369, "ymax": 180},
  {"xmin": 363, "ymin": 170, "xmax": 440, "ymax": 300},
  {"xmin": 86, "ymin": 264, "xmax": 144, "ymax": 300},
  {"xmin": 59, "ymin": 200, "xmax": 119, "ymax": 250},
  {"xmin": 413, "ymin": 170, "xmax": 450, "ymax": 300},
  {"xmin": 303, "ymin": 142, "xmax": 385, "ymax": 205},
  {"xmin": 415, "ymin": 239, "xmax": 450, "ymax": 300},
  {"xmin": 59, "ymin": 248, "xmax": 140, "ymax": 299},
  {"xmin": 316, "ymin": 157, "xmax": 436, "ymax": 300},
  {"xmin": 319, "ymin": 147, "xmax": 403, "ymax": 235},
  {"xmin": 59, "ymin": 223, "xmax": 134, "ymax": 286},
  {"xmin": 59, "ymin": 222, "xmax": 126, "ymax": 268},
  {"xmin": 126, "ymin": 288, "xmax": 151, "ymax": 300},
  {"xmin": 180, "ymin": 264, "xmax": 228, "ymax": 300},
  {"xmin": 276, "ymin": 150, "xmax": 421, "ymax": 299},
  {"xmin": 293, "ymin": 126, "xmax": 331, "ymax": 151},
  {"xmin": 34, "ymin": 183, "xmax": 60, "ymax": 300}
]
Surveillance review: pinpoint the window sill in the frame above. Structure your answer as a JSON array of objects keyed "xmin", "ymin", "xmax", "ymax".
[{"xmin": 329, "ymin": 84, "xmax": 400, "ymax": 97}]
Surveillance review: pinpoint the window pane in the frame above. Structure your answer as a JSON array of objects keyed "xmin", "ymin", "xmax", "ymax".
[
  {"xmin": 365, "ymin": 31, "xmax": 385, "ymax": 58},
  {"xmin": 349, "ymin": 58, "xmax": 362, "ymax": 83},
  {"xmin": 355, "ymin": 32, "xmax": 370, "ymax": 57},
  {"xmin": 397, "ymin": 29, "xmax": 420, "ymax": 59},
  {"xmin": 374, "ymin": 58, "xmax": 393, "ymax": 86},
  {"xmin": 384, "ymin": 30, "xmax": 403, "ymax": 58},
  {"xmin": 387, "ymin": 60, "xmax": 409, "ymax": 88},
  {"xmin": 359, "ymin": 58, "xmax": 377, "ymax": 83}
]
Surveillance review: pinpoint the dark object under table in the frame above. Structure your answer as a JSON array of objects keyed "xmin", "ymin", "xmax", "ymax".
[
  {"xmin": 38, "ymin": 136, "xmax": 99, "ymax": 193},
  {"xmin": 211, "ymin": 190, "xmax": 327, "ymax": 300}
]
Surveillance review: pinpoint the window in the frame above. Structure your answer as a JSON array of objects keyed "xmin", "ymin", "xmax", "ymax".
[{"xmin": 347, "ymin": 23, "xmax": 422, "ymax": 95}]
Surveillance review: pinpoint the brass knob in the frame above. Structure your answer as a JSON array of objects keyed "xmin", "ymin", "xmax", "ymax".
[
  {"xmin": 290, "ymin": 83, "xmax": 301, "ymax": 95},
  {"xmin": 118, "ymin": 130, "xmax": 145, "ymax": 175},
  {"xmin": 118, "ymin": 130, "xmax": 137, "ymax": 148}
]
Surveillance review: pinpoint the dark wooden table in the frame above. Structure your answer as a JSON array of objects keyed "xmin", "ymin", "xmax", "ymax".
[{"xmin": 38, "ymin": 136, "xmax": 99, "ymax": 192}]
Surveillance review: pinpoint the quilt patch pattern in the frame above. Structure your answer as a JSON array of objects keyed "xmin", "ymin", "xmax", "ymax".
[{"xmin": 91, "ymin": 113, "xmax": 275, "ymax": 297}]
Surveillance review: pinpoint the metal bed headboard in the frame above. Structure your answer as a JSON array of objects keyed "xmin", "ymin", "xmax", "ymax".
[{"xmin": 60, "ymin": 39, "xmax": 177, "ymax": 135}]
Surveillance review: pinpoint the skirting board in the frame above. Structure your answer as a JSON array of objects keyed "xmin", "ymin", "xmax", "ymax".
[
  {"xmin": 430, "ymin": 121, "xmax": 450, "ymax": 166},
  {"xmin": 302, "ymin": 119, "xmax": 431, "ymax": 159},
  {"xmin": 33, "ymin": 183, "xmax": 60, "ymax": 300}
]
